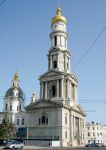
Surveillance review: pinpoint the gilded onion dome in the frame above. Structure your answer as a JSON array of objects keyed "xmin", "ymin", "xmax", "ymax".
[{"xmin": 51, "ymin": 7, "xmax": 67, "ymax": 25}]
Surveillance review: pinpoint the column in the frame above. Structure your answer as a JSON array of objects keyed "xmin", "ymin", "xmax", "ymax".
[
  {"xmin": 40, "ymin": 83, "xmax": 41, "ymax": 99},
  {"xmin": 45, "ymin": 82, "xmax": 47, "ymax": 99},
  {"xmin": 57, "ymin": 80, "xmax": 59, "ymax": 97},
  {"xmin": 78, "ymin": 118, "xmax": 81, "ymax": 144},
  {"xmin": 70, "ymin": 115, "xmax": 73, "ymax": 146},
  {"xmin": 73, "ymin": 116, "xmax": 75, "ymax": 139},
  {"xmin": 64, "ymin": 55, "xmax": 66, "ymax": 70},
  {"xmin": 67, "ymin": 80, "xmax": 69, "ymax": 99},
  {"xmin": 75, "ymin": 85, "xmax": 78, "ymax": 102},
  {"xmin": 69, "ymin": 81, "xmax": 71, "ymax": 100},
  {"xmin": 61, "ymin": 79, "xmax": 64, "ymax": 98},
  {"xmin": 50, "ymin": 55, "xmax": 52, "ymax": 69},
  {"xmin": 69, "ymin": 57, "xmax": 71, "ymax": 72},
  {"xmin": 41, "ymin": 82, "xmax": 43, "ymax": 99},
  {"xmin": 57, "ymin": 54, "xmax": 59, "ymax": 70}
]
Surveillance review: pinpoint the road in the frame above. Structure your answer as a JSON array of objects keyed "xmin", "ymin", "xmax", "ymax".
[{"xmin": 0, "ymin": 146, "xmax": 106, "ymax": 150}]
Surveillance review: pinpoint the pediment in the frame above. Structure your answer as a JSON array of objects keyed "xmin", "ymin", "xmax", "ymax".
[
  {"xmin": 25, "ymin": 100, "xmax": 62, "ymax": 110},
  {"xmin": 70, "ymin": 73, "xmax": 78, "ymax": 82},
  {"xmin": 72, "ymin": 104, "xmax": 86, "ymax": 116},
  {"xmin": 39, "ymin": 70, "xmax": 64, "ymax": 80}
]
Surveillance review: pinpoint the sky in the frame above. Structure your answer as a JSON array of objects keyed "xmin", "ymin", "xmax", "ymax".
[{"xmin": 0, "ymin": 0, "xmax": 106, "ymax": 124}]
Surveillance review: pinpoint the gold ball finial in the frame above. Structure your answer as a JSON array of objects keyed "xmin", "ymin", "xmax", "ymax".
[
  {"xmin": 56, "ymin": 7, "xmax": 61, "ymax": 15},
  {"xmin": 51, "ymin": 7, "xmax": 67, "ymax": 25},
  {"xmin": 14, "ymin": 72, "xmax": 19, "ymax": 80}
]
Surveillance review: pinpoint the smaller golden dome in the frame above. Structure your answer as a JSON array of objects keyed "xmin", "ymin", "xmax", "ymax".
[
  {"xmin": 32, "ymin": 92, "xmax": 35, "ymax": 97},
  {"xmin": 14, "ymin": 72, "xmax": 19, "ymax": 80},
  {"xmin": 51, "ymin": 7, "xmax": 67, "ymax": 25}
]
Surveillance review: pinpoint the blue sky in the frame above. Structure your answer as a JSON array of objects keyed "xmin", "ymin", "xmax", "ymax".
[{"xmin": 0, "ymin": 0, "xmax": 106, "ymax": 124}]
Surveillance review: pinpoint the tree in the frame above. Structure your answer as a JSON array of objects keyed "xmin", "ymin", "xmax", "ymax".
[
  {"xmin": 9, "ymin": 123, "xmax": 17, "ymax": 139},
  {"xmin": 0, "ymin": 113, "xmax": 9, "ymax": 140}
]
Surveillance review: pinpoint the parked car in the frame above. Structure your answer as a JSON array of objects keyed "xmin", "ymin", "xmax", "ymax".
[
  {"xmin": 85, "ymin": 143, "xmax": 99, "ymax": 147},
  {"xmin": 0, "ymin": 139, "xmax": 5, "ymax": 146},
  {"xmin": 97, "ymin": 143, "xmax": 106, "ymax": 147},
  {"xmin": 85, "ymin": 143, "xmax": 91, "ymax": 147},
  {"xmin": 5, "ymin": 140, "xmax": 24, "ymax": 149}
]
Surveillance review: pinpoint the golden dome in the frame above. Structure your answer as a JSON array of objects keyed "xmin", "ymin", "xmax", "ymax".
[
  {"xmin": 51, "ymin": 7, "xmax": 67, "ymax": 25},
  {"xmin": 13, "ymin": 72, "xmax": 19, "ymax": 80}
]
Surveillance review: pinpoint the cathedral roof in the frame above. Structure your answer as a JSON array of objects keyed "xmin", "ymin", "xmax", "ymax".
[{"xmin": 5, "ymin": 87, "xmax": 25, "ymax": 100}]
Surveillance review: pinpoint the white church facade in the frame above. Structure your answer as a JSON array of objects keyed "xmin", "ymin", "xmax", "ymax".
[{"xmin": 0, "ymin": 7, "xmax": 86, "ymax": 147}]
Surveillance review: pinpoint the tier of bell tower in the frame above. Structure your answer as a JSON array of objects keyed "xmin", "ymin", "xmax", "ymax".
[
  {"xmin": 48, "ymin": 7, "xmax": 71, "ymax": 73},
  {"xmin": 50, "ymin": 7, "xmax": 67, "ymax": 50}
]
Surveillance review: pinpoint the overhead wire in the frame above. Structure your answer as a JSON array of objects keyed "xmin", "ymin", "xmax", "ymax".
[
  {"xmin": 0, "ymin": 0, "xmax": 6, "ymax": 7},
  {"xmin": 73, "ymin": 27, "xmax": 106, "ymax": 70}
]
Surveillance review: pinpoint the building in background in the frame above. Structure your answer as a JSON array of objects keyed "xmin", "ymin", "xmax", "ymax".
[{"xmin": 85, "ymin": 122, "xmax": 106, "ymax": 145}]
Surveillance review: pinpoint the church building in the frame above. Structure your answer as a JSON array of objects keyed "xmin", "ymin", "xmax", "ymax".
[
  {"xmin": 0, "ymin": 72, "xmax": 25, "ymax": 125},
  {"xmin": 25, "ymin": 7, "xmax": 86, "ymax": 147}
]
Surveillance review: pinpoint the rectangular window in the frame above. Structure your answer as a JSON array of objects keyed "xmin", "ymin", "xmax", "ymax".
[
  {"xmin": 52, "ymin": 85, "xmax": 56, "ymax": 97},
  {"xmin": 17, "ymin": 119, "xmax": 19, "ymax": 125},
  {"xmin": 43, "ymin": 82, "xmax": 45, "ymax": 99},
  {"xmin": 5, "ymin": 104, "xmax": 8, "ymax": 110},
  {"xmin": 59, "ymin": 79, "xmax": 61, "ymax": 97},
  {"xmin": 71, "ymin": 83, "xmax": 75, "ymax": 100},
  {"xmin": 17, "ymin": 106, "xmax": 19, "ymax": 111},
  {"xmin": 88, "ymin": 140, "xmax": 90, "ymax": 143},
  {"xmin": 93, "ymin": 132, "xmax": 95, "ymax": 136},
  {"xmin": 54, "ymin": 36, "xmax": 57, "ymax": 46},
  {"xmin": 53, "ymin": 61, "xmax": 57, "ymax": 69},
  {"xmin": 88, "ymin": 132, "xmax": 90, "ymax": 136},
  {"xmin": 65, "ymin": 116, "xmax": 67, "ymax": 125},
  {"xmin": 65, "ymin": 131, "xmax": 67, "ymax": 139}
]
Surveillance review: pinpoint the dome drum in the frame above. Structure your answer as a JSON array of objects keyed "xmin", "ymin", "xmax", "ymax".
[{"xmin": 5, "ymin": 87, "xmax": 25, "ymax": 101}]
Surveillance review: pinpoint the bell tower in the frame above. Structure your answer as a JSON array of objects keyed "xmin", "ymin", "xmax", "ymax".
[{"xmin": 39, "ymin": 7, "xmax": 78, "ymax": 106}]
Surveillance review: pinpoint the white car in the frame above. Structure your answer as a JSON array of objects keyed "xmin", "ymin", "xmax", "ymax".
[{"xmin": 5, "ymin": 140, "xmax": 24, "ymax": 149}]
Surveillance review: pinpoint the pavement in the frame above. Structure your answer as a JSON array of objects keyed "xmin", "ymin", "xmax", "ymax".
[{"xmin": 0, "ymin": 146, "xmax": 106, "ymax": 150}]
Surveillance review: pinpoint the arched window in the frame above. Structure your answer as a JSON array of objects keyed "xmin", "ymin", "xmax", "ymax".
[
  {"xmin": 19, "ymin": 105, "xmax": 21, "ymax": 111},
  {"xmin": 17, "ymin": 106, "xmax": 19, "ymax": 111},
  {"xmin": 17, "ymin": 119, "xmax": 19, "ymax": 125},
  {"xmin": 10, "ymin": 105, "xmax": 12, "ymax": 111},
  {"xmin": 42, "ymin": 116, "xmax": 45, "ymax": 124},
  {"xmin": 5, "ymin": 103, "xmax": 8, "ymax": 110},
  {"xmin": 22, "ymin": 118, "xmax": 24, "ymax": 125},
  {"xmin": 39, "ymin": 114, "xmax": 48, "ymax": 125}
]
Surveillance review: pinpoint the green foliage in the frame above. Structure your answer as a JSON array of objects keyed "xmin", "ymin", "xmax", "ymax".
[
  {"xmin": 0, "ymin": 113, "xmax": 17, "ymax": 140},
  {"xmin": 0, "ymin": 113, "xmax": 9, "ymax": 140},
  {"xmin": 9, "ymin": 123, "xmax": 17, "ymax": 139}
]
